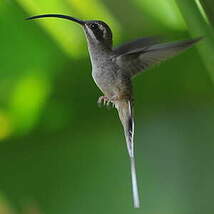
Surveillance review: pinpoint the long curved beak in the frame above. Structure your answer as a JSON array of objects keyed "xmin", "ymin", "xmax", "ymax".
[{"xmin": 26, "ymin": 14, "xmax": 85, "ymax": 25}]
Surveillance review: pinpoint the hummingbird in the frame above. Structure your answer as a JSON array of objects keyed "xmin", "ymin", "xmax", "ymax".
[{"xmin": 26, "ymin": 14, "xmax": 202, "ymax": 208}]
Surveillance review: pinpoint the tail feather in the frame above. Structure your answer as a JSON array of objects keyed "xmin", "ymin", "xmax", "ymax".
[
  {"xmin": 130, "ymin": 156, "xmax": 140, "ymax": 208},
  {"xmin": 115, "ymin": 100, "xmax": 140, "ymax": 208}
]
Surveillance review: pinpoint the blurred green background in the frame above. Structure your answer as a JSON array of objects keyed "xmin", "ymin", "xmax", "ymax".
[{"xmin": 0, "ymin": 0, "xmax": 214, "ymax": 213}]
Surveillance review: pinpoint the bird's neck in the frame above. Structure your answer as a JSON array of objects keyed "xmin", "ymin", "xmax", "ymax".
[{"xmin": 86, "ymin": 40, "xmax": 112, "ymax": 63}]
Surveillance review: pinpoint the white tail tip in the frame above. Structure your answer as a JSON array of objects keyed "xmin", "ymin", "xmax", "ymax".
[{"xmin": 130, "ymin": 157, "xmax": 140, "ymax": 208}]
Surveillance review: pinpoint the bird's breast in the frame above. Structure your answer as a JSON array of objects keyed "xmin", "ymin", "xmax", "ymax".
[
  {"xmin": 92, "ymin": 61, "xmax": 119, "ymax": 95},
  {"xmin": 91, "ymin": 60, "xmax": 131, "ymax": 99}
]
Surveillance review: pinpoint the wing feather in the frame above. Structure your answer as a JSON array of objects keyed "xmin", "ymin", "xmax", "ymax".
[
  {"xmin": 115, "ymin": 37, "xmax": 203, "ymax": 77},
  {"xmin": 113, "ymin": 36, "xmax": 160, "ymax": 56}
]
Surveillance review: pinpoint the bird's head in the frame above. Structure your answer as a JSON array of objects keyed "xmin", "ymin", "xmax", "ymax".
[
  {"xmin": 84, "ymin": 20, "xmax": 113, "ymax": 48},
  {"xmin": 26, "ymin": 14, "xmax": 113, "ymax": 48}
]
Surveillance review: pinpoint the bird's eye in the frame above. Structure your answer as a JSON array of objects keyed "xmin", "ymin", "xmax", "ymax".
[
  {"xmin": 91, "ymin": 23, "xmax": 98, "ymax": 29},
  {"xmin": 88, "ymin": 23, "xmax": 104, "ymax": 41}
]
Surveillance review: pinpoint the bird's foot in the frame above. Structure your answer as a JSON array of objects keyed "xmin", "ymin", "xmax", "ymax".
[
  {"xmin": 108, "ymin": 95, "xmax": 120, "ymax": 101},
  {"xmin": 97, "ymin": 96, "xmax": 114, "ymax": 108},
  {"xmin": 97, "ymin": 96, "xmax": 108, "ymax": 105}
]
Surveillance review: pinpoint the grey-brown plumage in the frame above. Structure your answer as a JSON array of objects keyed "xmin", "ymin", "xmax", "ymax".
[{"xmin": 26, "ymin": 14, "xmax": 202, "ymax": 208}]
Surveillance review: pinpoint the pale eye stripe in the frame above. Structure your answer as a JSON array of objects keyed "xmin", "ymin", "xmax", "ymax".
[
  {"xmin": 85, "ymin": 25, "xmax": 96, "ymax": 40},
  {"xmin": 98, "ymin": 25, "xmax": 107, "ymax": 37}
]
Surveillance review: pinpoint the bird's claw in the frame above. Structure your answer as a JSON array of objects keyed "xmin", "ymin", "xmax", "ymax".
[
  {"xmin": 97, "ymin": 96, "xmax": 115, "ymax": 108},
  {"xmin": 97, "ymin": 96, "xmax": 108, "ymax": 107}
]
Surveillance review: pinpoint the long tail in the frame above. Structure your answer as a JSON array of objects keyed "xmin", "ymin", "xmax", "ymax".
[{"xmin": 115, "ymin": 100, "xmax": 140, "ymax": 208}]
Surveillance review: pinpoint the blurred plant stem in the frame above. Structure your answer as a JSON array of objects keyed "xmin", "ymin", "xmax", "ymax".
[
  {"xmin": 199, "ymin": 0, "xmax": 214, "ymax": 27},
  {"xmin": 176, "ymin": 0, "xmax": 214, "ymax": 83}
]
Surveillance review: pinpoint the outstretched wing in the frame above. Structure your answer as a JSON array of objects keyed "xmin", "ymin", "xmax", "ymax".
[
  {"xmin": 114, "ymin": 37, "xmax": 202, "ymax": 77},
  {"xmin": 113, "ymin": 36, "xmax": 160, "ymax": 56}
]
